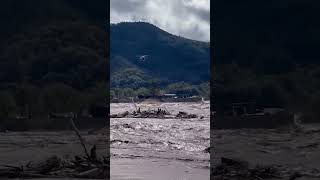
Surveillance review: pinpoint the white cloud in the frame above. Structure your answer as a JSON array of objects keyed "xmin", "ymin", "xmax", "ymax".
[{"xmin": 110, "ymin": 0, "xmax": 210, "ymax": 42}]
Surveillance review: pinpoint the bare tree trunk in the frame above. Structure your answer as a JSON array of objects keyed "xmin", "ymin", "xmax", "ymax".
[{"xmin": 69, "ymin": 113, "xmax": 90, "ymax": 159}]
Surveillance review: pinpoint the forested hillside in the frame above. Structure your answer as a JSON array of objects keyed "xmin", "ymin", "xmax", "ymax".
[
  {"xmin": 110, "ymin": 22, "xmax": 210, "ymax": 99},
  {"xmin": 0, "ymin": 0, "xmax": 108, "ymax": 128}
]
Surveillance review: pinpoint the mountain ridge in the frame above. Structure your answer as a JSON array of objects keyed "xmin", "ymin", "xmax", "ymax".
[{"xmin": 111, "ymin": 22, "xmax": 210, "ymax": 43}]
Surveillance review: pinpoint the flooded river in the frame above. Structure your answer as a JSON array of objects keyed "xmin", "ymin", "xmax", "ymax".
[
  {"xmin": 110, "ymin": 102, "xmax": 210, "ymax": 180},
  {"xmin": 1, "ymin": 102, "xmax": 319, "ymax": 179},
  {"xmin": 0, "ymin": 102, "xmax": 210, "ymax": 180}
]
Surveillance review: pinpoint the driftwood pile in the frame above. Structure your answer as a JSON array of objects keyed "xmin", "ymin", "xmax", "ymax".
[
  {"xmin": 0, "ymin": 151, "xmax": 109, "ymax": 179},
  {"xmin": 110, "ymin": 108, "xmax": 170, "ymax": 118},
  {"xmin": 212, "ymin": 157, "xmax": 320, "ymax": 180},
  {"xmin": 110, "ymin": 108, "xmax": 199, "ymax": 119}
]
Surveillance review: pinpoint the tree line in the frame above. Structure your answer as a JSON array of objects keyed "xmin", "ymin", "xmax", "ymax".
[
  {"xmin": 110, "ymin": 81, "xmax": 210, "ymax": 100},
  {"xmin": 0, "ymin": 82, "xmax": 107, "ymax": 129}
]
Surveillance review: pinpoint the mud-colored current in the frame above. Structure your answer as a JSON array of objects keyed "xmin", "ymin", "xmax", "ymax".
[{"xmin": 110, "ymin": 102, "xmax": 210, "ymax": 180}]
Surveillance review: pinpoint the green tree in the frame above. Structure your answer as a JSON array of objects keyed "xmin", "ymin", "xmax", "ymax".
[{"xmin": 135, "ymin": 87, "xmax": 151, "ymax": 96}]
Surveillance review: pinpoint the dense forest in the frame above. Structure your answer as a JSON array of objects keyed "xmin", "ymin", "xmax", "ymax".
[
  {"xmin": 213, "ymin": 0, "xmax": 320, "ymax": 122},
  {"xmin": 0, "ymin": 0, "xmax": 107, "ymax": 129}
]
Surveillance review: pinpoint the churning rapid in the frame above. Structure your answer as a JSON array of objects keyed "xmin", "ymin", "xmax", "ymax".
[{"xmin": 110, "ymin": 102, "xmax": 210, "ymax": 180}]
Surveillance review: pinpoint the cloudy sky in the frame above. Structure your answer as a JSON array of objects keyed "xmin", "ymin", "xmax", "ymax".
[{"xmin": 110, "ymin": 0, "xmax": 210, "ymax": 42}]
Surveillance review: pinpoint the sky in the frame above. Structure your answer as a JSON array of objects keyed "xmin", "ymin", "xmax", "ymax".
[{"xmin": 110, "ymin": 0, "xmax": 210, "ymax": 42}]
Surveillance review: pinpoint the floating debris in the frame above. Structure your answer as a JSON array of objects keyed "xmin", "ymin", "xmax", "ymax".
[
  {"xmin": 176, "ymin": 111, "xmax": 198, "ymax": 119},
  {"xmin": 0, "ymin": 153, "xmax": 109, "ymax": 179}
]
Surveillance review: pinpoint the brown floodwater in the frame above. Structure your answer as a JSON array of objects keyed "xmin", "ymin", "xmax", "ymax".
[{"xmin": 110, "ymin": 102, "xmax": 210, "ymax": 180}]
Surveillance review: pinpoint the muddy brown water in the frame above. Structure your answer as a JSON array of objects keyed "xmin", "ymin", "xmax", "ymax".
[
  {"xmin": 110, "ymin": 102, "xmax": 210, "ymax": 180},
  {"xmin": 213, "ymin": 124, "xmax": 320, "ymax": 179}
]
